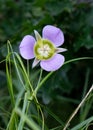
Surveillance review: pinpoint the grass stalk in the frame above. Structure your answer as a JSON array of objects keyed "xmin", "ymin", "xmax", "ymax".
[{"xmin": 63, "ymin": 84, "xmax": 93, "ymax": 130}]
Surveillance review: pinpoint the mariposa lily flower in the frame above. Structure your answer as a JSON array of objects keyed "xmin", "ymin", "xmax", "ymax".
[{"xmin": 19, "ymin": 25, "xmax": 67, "ymax": 71}]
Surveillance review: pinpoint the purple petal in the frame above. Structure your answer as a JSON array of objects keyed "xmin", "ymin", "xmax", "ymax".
[
  {"xmin": 42, "ymin": 25, "xmax": 64, "ymax": 47},
  {"xmin": 19, "ymin": 35, "xmax": 36, "ymax": 59},
  {"xmin": 40, "ymin": 54, "xmax": 65, "ymax": 71}
]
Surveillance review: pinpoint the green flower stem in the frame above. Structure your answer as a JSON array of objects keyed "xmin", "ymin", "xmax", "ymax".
[
  {"xmin": 35, "ymin": 71, "xmax": 53, "ymax": 95},
  {"xmin": 15, "ymin": 108, "xmax": 41, "ymax": 130},
  {"xmin": 28, "ymin": 69, "xmax": 43, "ymax": 101},
  {"xmin": 27, "ymin": 60, "xmax": 30, "ymax": 79},
  {"xmin": 37, "ymin": 105, "xmax": 45, "ymax": 130},
  {"xmin": 36, "ymin": 69, "xmax": 43, "ymax": 89},
  {"xmin": 18, "ymin": 92, "xmax": 28, "ymax": 130},
  {"xmin": 27, "ymin": 69, "xmax": 44, "ymax": 130},
  {"xmin": 6, "ymin": 55, "xmax": 15, "ymax": 107},
  {"xmin": 7, "ymin": 41, "xmax": 34, "ymax": 92},
  {"xmin": 14, "ymin": 52, "xmax": 34, "ymax": 92},
  {"xmin": 6, "ymin": 88, "xmax": 25, "ymax": 130},
  {"xmin": 35, "ymin": 57, "xmax": 93, "ymax": 95},
  {"xmin": 26, "ymin": 100, "xmax": 30, "ymax": 114},
  {"xmin": 29, "ymin": 57, "xmax": 93, "ymax": 108}
]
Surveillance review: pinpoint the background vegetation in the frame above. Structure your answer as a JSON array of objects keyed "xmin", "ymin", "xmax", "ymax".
[{"xmin": 0, "ymin": 0, "xmax": 93, "ymax": 129}]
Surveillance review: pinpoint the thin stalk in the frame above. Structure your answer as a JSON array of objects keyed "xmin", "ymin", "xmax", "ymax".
[
  {"xmin": 36, "ymin": 69, "xmax": 43, "ymax": 89},
  {"xmin": 63, "ymin": 85, "xmax": 93, "ymax": 130},
  {"xmin": 29, "ymin": 69, "xmax": 43, "ymax": 100},
  {"xmin": 15, "ymin": 108, "xmax": 41, "ymax": 130},
  {"xmin": 35, "ymin": 71, "xmax": 53, "ymax": 94},
  {"xmin": 40, "ymin": 107, "xmax": 44, "ymax": 130},
  {"xmin": 82, "ymin": 68, "xmax": 90, "ymax": 99},
  {"xmin": 34, "ymin": 69, "xmax": 44, "ymax": 130},
  {"xmin": 37, "ymin": 105, "xmax": 44, "ymax": 130},
  {"xmin": 34, "ymin": 57, "xmax": 93, "ymax": 94},
  {"xmin": 27, "ymin": 60, "xmax": 30, "ymax": 78},
  {"xmin": 18, "ymin": 92, "xmax": 28, "ymax": 130},
  {"xmin": 80, "ymin": 68, "xmax": 90, "ymax": 121},
  {"xmin": 7, "ymin": 41, "xmax": 34, "ymax": 92},
  {"xmin": 6, "ymin": 89, "xmax": 25, "ymax": 130}
]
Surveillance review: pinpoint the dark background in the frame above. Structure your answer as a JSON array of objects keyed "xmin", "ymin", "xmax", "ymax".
[{"xmin": 0, "ymin": 0, "xmax": 93, "ymax": 129}]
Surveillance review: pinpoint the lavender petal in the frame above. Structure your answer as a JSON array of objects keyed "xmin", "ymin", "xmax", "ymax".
[
  {"xmin": 42, "ymin": 25, "xmax": 64, "ymax": 47},
  {"xmin": 40, "ymin": 54, "xmax": 65, "ymax": 71},
  {"xmin": 19, "ymin": 35, "xmax": 36, "ymax": 59}
]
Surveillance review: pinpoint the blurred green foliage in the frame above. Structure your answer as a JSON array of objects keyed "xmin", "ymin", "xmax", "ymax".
[{"xmin": 0, "ymin": 0, "xmax": 93, "ymax": 129}]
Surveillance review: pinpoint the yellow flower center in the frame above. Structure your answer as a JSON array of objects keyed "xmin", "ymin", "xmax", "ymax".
[{"xmin": 34, "ymin": 39, "xmax": 55, "ymax": 60}]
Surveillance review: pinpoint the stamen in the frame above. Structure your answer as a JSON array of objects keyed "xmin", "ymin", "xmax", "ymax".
[
  {"xmin": 38, "ymin": 44, "xmax": 51, "ymax": 57},
  {"xmin": 34, "ymin": 39, "xmax": 55, "ymax": 60}
]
